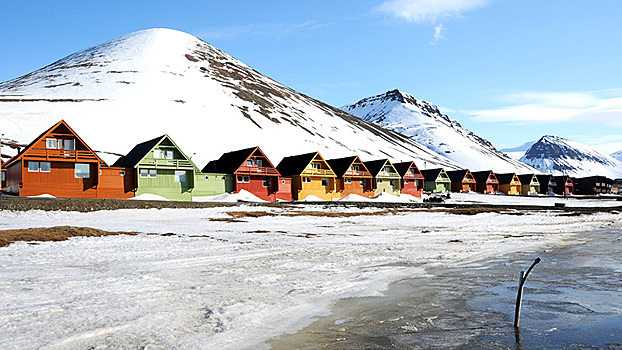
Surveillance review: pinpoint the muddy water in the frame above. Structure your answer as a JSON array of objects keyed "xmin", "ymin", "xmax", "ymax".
[{"xmin": 270, "ymin": 229, "xmax": 622, "ymax": 349}]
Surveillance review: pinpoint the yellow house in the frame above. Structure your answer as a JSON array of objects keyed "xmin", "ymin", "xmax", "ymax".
[
  {"xmin": 496, "ymin": 173, "xmax": 522, "ymax": 195},
  {"xmin": 277, "ymin": 152, "xmax": 337, "ymax": 201}
]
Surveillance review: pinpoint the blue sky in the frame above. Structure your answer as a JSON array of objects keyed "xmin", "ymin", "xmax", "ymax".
[{"xmin": 2, "ymin": 0, "xmax": 621, "ymax": 153}]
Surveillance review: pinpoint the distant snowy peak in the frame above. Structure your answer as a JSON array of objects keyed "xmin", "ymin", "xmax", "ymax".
[
  {"xmin": 342, "ymin": 89, "xmax": 536, "ymax": 173},
  {"xmin": 499, "ymin": 140, "xmax": 538, "ymax": 160},
  {"xmin": 611, "ymin": 150, "xmax": 622, "ymax": 162},
  {"xmin": 520, "ymin": 135, "xmax": 622, "ymax": 178}
]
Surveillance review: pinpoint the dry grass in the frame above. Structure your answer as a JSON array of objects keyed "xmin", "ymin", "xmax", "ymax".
[{"xmin": 0, "ymin": 226, "xmax": 138, "ymax": 247}]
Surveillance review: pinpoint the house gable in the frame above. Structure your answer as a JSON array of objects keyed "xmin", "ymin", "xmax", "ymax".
[{"xmin": 113, "ymin": 135, "xmax": 197, "ymax": 170}]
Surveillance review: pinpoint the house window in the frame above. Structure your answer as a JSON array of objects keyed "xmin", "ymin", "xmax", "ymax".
[
  {"xmin": 313, "ymin": 163, "xmax": 321, "ymax": 169},
  {"xmin": 384, "ymin": 167, "xmax": 391, "ymax": 173},
  {"xmin": 321, "ymin": 178, "xmax": 328, "ymax": 187},
  {"xmin": 237, "ymin": 175, "xmax": 249, "ymax": 183},
  {"xmin": 149, "ymin": 169, "xmax": 157, "ymax": 178},
  {"xmin": 174, "ymin": 170, "xmax": 187, "ymax": 183},
  {"xmin": 40, "ymin": 162, "xmax": 51, "ymax": 173},
  {"xmin": 409, "ymin": 169, "xmax": 415, "ymax": 174},
  {"xmin": 28, "ymin": 161, "xmax": 39, "ymax": 172},
  {"xmin": 415, "ymin": 180, "xmax": 420, "ymax": 187},
  {"xmin": 1, "ymin": 172, "xmax": 4, "ymax": 181},
  {"xmin": 140, "ymin": 169, "xmax": 148, "ymax": 178},
  {"xmin": 345, "ymin": 178, "xmax": 352, "ymax": 184},
  {"xmin": 256, "ymin": 159, "xmax": 262, "ymax": 167},
  {"xmin": 153, "ymin": 150, "xmax": 162, "ymax": 158},
  {"xmin": 46, "ymin": 139, "xmax": 57, "ymax": 149},
  {"xmin": 404, "ymin": 179, "xmax": 409, "ymax": 184},
  {"xmin": 166, "ymin": 151, "xmax": 174, "ymax": 159},
  {"xmin": 351, "ymin": 165, "xmax": 359, "ymax": 171},
  {"xmin": 75, "ymin": 163, "xmax": 90, "ymax": 178},
  {"xmin": 247, "ymin": 160, "xmax": 253, "ymax": 166},
  {"xmin": 263, "ymin": 176, "xmax": 272, "ymax": 187},
  {"xmin": 302, "ymin": 176, "xmax": 311, "ymax": 183},
  {"xmin": 390, "ymin": 179, "xmax": 395, "ymax": 186},
  {"xmin": 378, "ymin": 178, "xmax": 383, "ymax": 184},
  {"xmin": 360, "ymin": 179, "xmax": 365, "ymax": 187},
  {"xmin": 64, "ymin": 139, "xmax": 75, "ymax": 150}
]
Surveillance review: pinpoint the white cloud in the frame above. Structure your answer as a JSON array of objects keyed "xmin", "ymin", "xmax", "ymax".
[
  {"xmin": 378, "ymin": 0, "xmax": 491, "ymax": 23},
  {"xmin": 468, "ymin": 90, "xmax": 622, "ymax": 128},
  {"xmin": 430, "ymin": 23, "xmax": 446, "ymax": 44}
]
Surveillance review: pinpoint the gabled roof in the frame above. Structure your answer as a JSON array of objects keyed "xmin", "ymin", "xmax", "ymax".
[
  {"xmin": 112, "ymin": 134, "xmax": 196, "ymax": 169},
  {"xmin": 326, "ymin": 156, "xmax": 367, "ymax": 177},
  {"xmin": 518, "ymin": 174, "xmax": 537, "ymax": 185},
  {"xmin": 446, "ymin": 169, "xmax": 471, "ymax": 183},
  {"xmin": 495, "ymin": 173, "xmax": 519, "ymax": 184},
  {"xmin": 471, "ymin": 170, "xmax": 495, "ymax": 183},
  {"xmin": 364, "ymin": 159, "xmax": 391, "ymax": 177},
  {"xmin": 5, "ymin": 119, "xmax": 104, "ymax": 168},
  {"xmin": 203, "ymin": 146, "xmax": 279, "ymax": 175},
  {"xmin": 277, "ymin": 152, "xmax": 321, "ymax": 176},
  {"xmin": 553, "ymin": 175, "xmax": 573, "ymax": 183},
  {"xmin": 393, "ymin": 161, "xmax": 421, "ymax": 177},
  {"xmin": 276, "ymin": 152, "xmax": 317, "ymax": 177},
  {"xmin": 420, "ymin": 168, "xmax": 445, "ymax": 181}
]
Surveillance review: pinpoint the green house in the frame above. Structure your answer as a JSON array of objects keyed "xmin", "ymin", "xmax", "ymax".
[
  {"xmin": 420, "ymin": 168, "xmax": 451, "ymax": 193},
  {"xmin": 113, "ymin": 135, "xmax": 231, "ymax": 201},
  {"xmin": 364, "ymin": 159, "xmax": 402, "ymax": 196}
]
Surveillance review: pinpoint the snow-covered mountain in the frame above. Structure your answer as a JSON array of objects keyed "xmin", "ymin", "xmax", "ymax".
[
  {"xmin": 499, "ymin": 140, "xmax": 537, "ymax": 160},
  {"xmin": 520, "ymin": 135, "xmax": 622, "ymax": 178},
  {"xmin": 0, "ymin": 28, "xmax": 460, "ymax": 169},
  {"xmin": 341, "ymin": 89, "xmax": 536, "ymax": 173},
  {"xmin": 611, "ymin": 150, "xmax": 622, "ymax": 162}
]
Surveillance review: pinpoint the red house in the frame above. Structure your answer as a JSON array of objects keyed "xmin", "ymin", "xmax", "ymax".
[
  {"xmin": 4, "ymin": 120, "xmax": 134, "ymax": 199},
  {"xmin": 393, "ymin": 161, "xmax": 425, "ymax": 198},
  {"xmin": 553, "ymin": 175, "xmax": 574, "ymax": 196},
  {"xmin": 203, "ymin": 146, "xmax": 291, "ymax": 202},
  {"xmin": 471, "ymin": 170, "xmax": 499, "ymax": 194}
]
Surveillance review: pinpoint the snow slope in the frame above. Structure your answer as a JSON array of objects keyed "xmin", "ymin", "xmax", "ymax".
[
  {"xmin": 341, "ymin": 89, "xmax": 536, "ymax": 173},
  {"xmin": 0, "ymin": 28, "xmax": 459, "ymax": 169},
  {"xmin": 499, "ymin": 140, "xmax": 537, "ymax": 160},
  {"xmin": 611, "ymin": 150, "xmax": 622, "ymax": 162},
  {"xmin": 1, "ymin": 205, "xmax": 620, "ymax": 349},
  {"xmin": 520, "ymin": 135, "xmax": 622, "ymax": 178}
]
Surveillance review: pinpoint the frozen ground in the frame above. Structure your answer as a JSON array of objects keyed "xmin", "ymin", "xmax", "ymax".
[
  {"xmin": 0, "ymin": 204, "xmax": 621, "ymax": 349},
  {"xmin": 447, "ymin": 191, "xmax": 622, "ymax": 208}
]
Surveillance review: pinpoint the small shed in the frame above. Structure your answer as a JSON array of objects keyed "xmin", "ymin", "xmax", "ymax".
[
  {"xmin": 446, "ymin": 169, "xmax": 477, "ymax": 193},
  {"xmin": 393, "ymin": 161, "xmax": 425, "ymax": 198},
  {"xmin": 496, "ymin": 173, "xmax": 522, "ymax": 195},
  {"xmin": 471, "ymin": 170, "xmax": 499, "ymax": 194},
  {"xmin": 553, "ymin": 175, "xmax": 573, "ymax": 195},
  {"xmin": 327, "ymin": 156, "xmax": 374, "ymax": 199},
  {"xmin": 518, "ymin": 174, "xmax": 540, "ymax": 196},
  {"xmin": 535, "ymin": 174, "xmax": 556, "ymax": 195},
  {"xmin": 204, "ymin": 146, "xmax": 288, "ymax": 202},
  {"xmin": 420, "ymin": 168, "xmax": 451, "ymax": 193},
  {"xmin": 277, "ymin": 152, "xmax": 337, "ymax": 201},
  {"xmin": 364, "ymin": 159, "xmax": 402, "ymax": 196},
  {"xmin": 573, "ymin": 176, "xmax": 613, "ymax": 195}
]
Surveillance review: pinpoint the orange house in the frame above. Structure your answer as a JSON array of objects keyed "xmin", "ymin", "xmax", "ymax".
[
  {"xmin": 277, "ymin": 152, "xmax": 337, "ymax": 201},
  {"xmin": 496, "ymin": 173, "xmax": 522, "ymax": 195},
  {"xmin": 4, "ymin": 120, "xmax": 134, "ymax": 198},
  {"xmin": 327, "ymin": 156, "xmax": 374, "ymax": 199},
  {"xmin": 446, "ymin": 169, "xmax": 477, "ymax": 193}
]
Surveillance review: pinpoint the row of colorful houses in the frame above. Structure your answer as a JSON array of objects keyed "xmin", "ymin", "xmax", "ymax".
[{"xmin": 0, "ymin": 120, "xmax": 618, "ymax": 201}]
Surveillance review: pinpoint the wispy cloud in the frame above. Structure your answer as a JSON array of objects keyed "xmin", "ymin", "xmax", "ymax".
[
  {"xmin": 468, "ymin": 90, "xmax": 622, "ymax": 128},
  {"xmin": 377, "ymin": 0, "xmax": 491, "ymax": 23},
  {"xmin": 198, "ymin": 21, "xmax": 330, "ymax": 41},
  {"xmin": 430, "ymin": 23, "xmax": 446, "ymax": 44}
]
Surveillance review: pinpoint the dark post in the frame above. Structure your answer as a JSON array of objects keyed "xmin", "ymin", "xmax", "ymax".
[{"xmin": 514, "ymin": 257, "xmax": 541, "ymax": 328}]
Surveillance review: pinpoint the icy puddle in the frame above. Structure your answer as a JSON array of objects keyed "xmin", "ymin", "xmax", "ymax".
[{"xmin": 270, "ymin": 228, "xmax": 622, "ymax": 349}]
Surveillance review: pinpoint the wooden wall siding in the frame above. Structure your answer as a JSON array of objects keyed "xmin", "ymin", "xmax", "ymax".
[
  {"xmin": 276, "ymin": 178, "xmax": 292, "ymax": 202},
  {"xmin": 476, "ymin": 182, "xmax": 499, "ymax": 194},
  {"xmin": 374, "ymin": 178, "xmax": 401, "ymax": 196},
  {"xmin": 401, "ymin": 178, "xmax": 423, "ymax": 198},
  {"xmin": 291, "ymin": 176, "xmax": 335, "ymax": 201},
  {"xmin": 193, "ymin": 173, "xmax": 233, "ymax": 197},
  {"xmin": 98, "ymin": 167, "xmax": 135, "ymax": 199},
  {"xmin": 5, "ymin": 161, "xmax": 22, "ymax": 194},
  {"xmin": 424, "ymin": 179, "xmax": 451, "ymax": 193},
  {"xmin": 519, "ymin": 176, "xmax": 540, "ymax": 196},
  {"xmin": 499, "ymin": 183, "xmax": 521, "ymax": 195},
  {"xmin": 15, "ymin": 161, "xmax": 99, "ymax": 198},
  {"xmin": 235, "ymin": 174, "xmax": 280, "ymax": 201},
  {"xmin": 136, "ymin": 169, "xmax": 193, "ymax": 201},
  {"xmin": 335, "ymin": 177, "xmax": 374, "ymax": 198}
]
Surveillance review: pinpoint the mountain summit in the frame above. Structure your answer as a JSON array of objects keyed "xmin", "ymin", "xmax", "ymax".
[
  {"xmin": 341, "ymin": 89, "xmax": 536, "ymax": 173},
  {"xmin": 0, "ymin": 29, "xmax": 459, "ymax": 168},
  {"xmin": 520, "ymin": 135, "xmax": 622, "ymax": 178}
]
